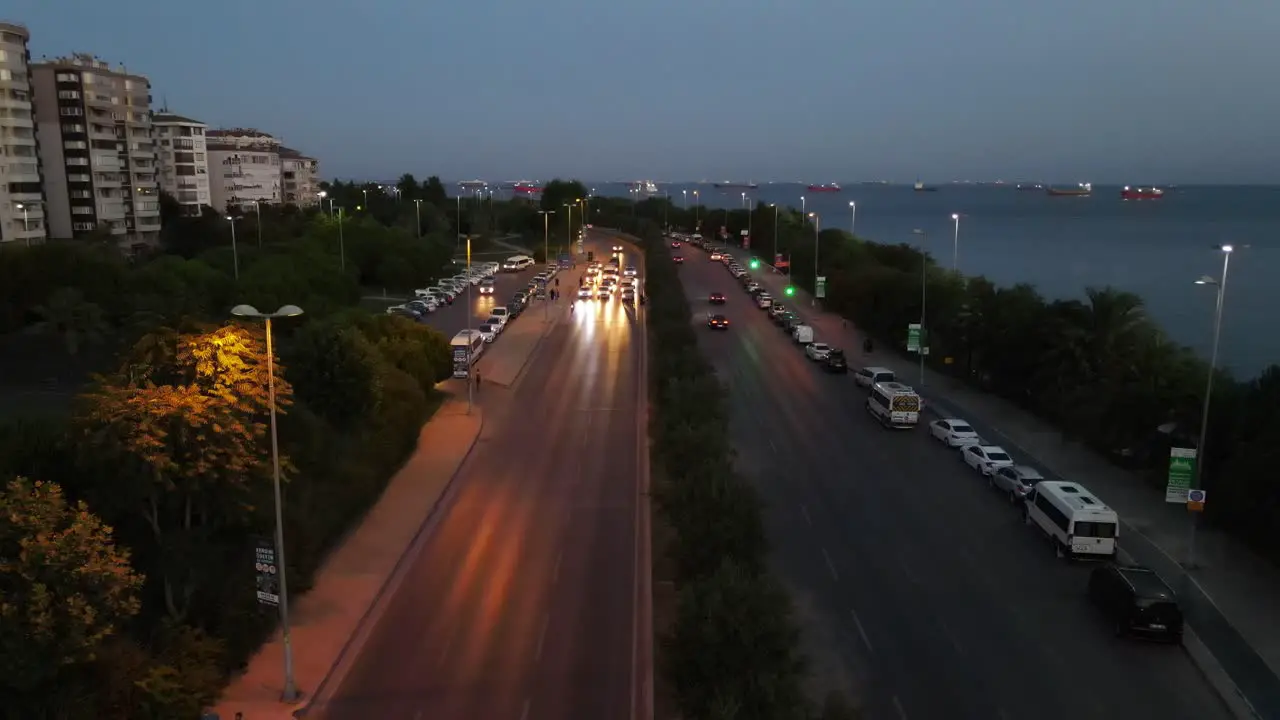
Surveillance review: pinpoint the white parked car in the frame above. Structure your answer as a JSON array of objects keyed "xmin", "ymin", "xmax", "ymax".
[
  {"xmin": 991, "ymin": 465, "xmax": 1045, "ymax": 503},
  {"xmin": 478, "ymin": 322, "xmax": 498, "ymax": 343},
  {"xmin": 489, "ymin": 306, "xmax": 510, "ymax": 328},
  {"xmin": 624, "ymin": 265, "xmax": 638, "ymax": 277},
  {"xmin": 805, "ymin": 342, "xmax": 832, "ymax": 361},
  {"xmin": 962, "ymin": 445, "xmax": 1015, "ymax": 476},
  {"xmin": 756, "ymin": 293, "xmax": 773, "ymax": 309},
  {"xmin": 479, "ymin": 278, "xmax": 495, "ymax": 295},
  {"xmin": 929, "ymin": 419, "xmax": 983, "ymax": 448}
]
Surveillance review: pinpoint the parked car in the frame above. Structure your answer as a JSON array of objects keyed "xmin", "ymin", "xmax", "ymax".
[
  {"xmin": 823, "ymin": 350, "xmax": 849, "ymax": 373},
  {"xmin": 805, "ymin": 342, "xmax": 832, "ymax": 361},
  {"xmin": 991, "ymin": 465, "xmax": 1045, "ymax": 503},
  {"xmin": 1088, "ymin": 563, "xmax": 1184, "ymax": 643},
  {"xmin": 929, "ymin": 419, "xmax": 983, "ymax": 448},
  {"xmin": 962, "ymin": 445, "xmax": 1015, "ymax": 476}
]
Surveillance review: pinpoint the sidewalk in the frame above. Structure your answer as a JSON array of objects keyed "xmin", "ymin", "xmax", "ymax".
[
  {"xmin": 477, "ymin": 281, "xmax": 574, "ymax": 388},
  {"xmin": 208, "ymin": 394, "xmax": 484, "ymax": 720},
  {"xmin": 722, "ymin": 244, "xmax": 1280, "ymax": 717}
]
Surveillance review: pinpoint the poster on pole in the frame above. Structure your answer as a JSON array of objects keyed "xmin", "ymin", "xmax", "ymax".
[
  {"xmin": 254, "ymin": 537, "xmax": 280, "ymax": 607},
  {"xmin": 907, "ymin": 323, "xmax": 922, "ymax": 352},
  {"xmin": 1166, "ymin": 448, "xmax": 1196, "ymax": 503},
  {"xmin": 815, "ymin": 276, "xmax": 827, "ymax": 299}
]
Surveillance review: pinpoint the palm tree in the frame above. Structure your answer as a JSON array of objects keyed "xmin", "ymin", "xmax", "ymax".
[{"xmin": 28, "ymin": 287, "xmax": 109, "ymax": 356}]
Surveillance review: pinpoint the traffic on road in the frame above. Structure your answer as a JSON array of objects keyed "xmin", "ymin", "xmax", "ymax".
[{"xmin": 670, "ymin": 229, "xmax": 1231, "ymax": 720}]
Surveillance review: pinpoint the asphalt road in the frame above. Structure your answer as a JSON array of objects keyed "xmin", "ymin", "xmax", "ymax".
[
  {"xmin": 311, "ymin": 237, "xmax": 644, "ymax": 719},
  {"xmin": 410, "ymin": 266, "xmax": 544, "ymax": 339},
  {"xmin": 676, "ymin": 246, "xmax": 1232, "ymax": 720}
]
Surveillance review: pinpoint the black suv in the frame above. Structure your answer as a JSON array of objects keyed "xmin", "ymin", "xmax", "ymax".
[
  {"xmin": 1088, "ymin": 563, "xmax": 1183, "ymax": 643},
  {"xmin": 823, "ymin": 349, "xmax": 848, "ymax": 373}
]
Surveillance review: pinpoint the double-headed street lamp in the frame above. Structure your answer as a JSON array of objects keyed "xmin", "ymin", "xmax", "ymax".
[
  {"xmin": 1188, "ymin": 243, "xmax": 1241, "ymax": 566},
  {"xmin": 253, "ymin": 200, "xmax": 263, "ymax": 247},
  {"xmin": 912, "ymin": 228, "xmax": 929, "ymax": 387},
  {"xmin": 413, "ymin": 199, "xmax": 423, "ymax": 238},
  {"xmin": 539, "ymin": 210, "xmax": 555, "ymax": 320},
  {"xmin": 950, "ymin": 213, "xmax": 962, "ymax": 271},
  {"xmin": 230, "ymin": 302, "xmax": 305, "ymax": 703},
  {"xmin": 769, "ymin": 202, "xmax": 780, "ymax": 270},
  {"xmin": 317, "ymin": 191, "xmax": 328, "ymax": 216},
  {"xmin": 848, "ymin": 200, "xmax": 857, "ymax": 236},
  {"xmin": 808, "ymin": 211, "xmax": 820, "ymax": 308}
]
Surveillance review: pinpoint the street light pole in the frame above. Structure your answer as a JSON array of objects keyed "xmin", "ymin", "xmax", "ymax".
[
  {"xmin": 317, "ymin": 190, "xmax": 327, "ymax": 216},
  {"xmin": 951, "ymin": 213, "xmax": 961, "ymax": 271},
  {"xmin": 539, "ymin": 210, "xmax": 555, "ymax": 320},
  {"xmin": 465, "ymin": 236, "xmax": 474, "ymax": 415},
  {"xmin": 808, "ymin": 212, "xmax": 820, "ymax": 308},
  {"xmin": 230, "ymin": 303, "xmax": 306, "ymax": 704},
  {"xmin": 771, "ymin": 203, "xmax": 779, "ymax": 270},
  {"xmin": 414, "ymin": 199, "xmax": 422, "ymax": 238},
  {"xmin": 455, "ymin": 195, "xmax": 462, "ymax": 246},
  {"xmin": 225, "ymin": 216, "xmax": 240, "ymax": 280},
  {"xmin": 337, "ymin": 207, "xmax": 346, "ymax": 271},
  {"xmin": 1189, "ymin": 244, "xmax": 1237, "ymax": 567},
  {"xmin": 563, "ymin": 204, "xmax": 574, "ymax": 253},
  {"xmin": 693, "ymin": 190, "xmax": 700, "ymax": 228},
  {"xmin": 746, "ymin": 198, "xmax": 753, "ymax": 247},
  {"xmin": 801, "ymin": 195, "xmax": 806, "ymax": 217},
  {"xmin": 16, "ymin": 202, "xmax": 31, "ymax": 248},
  {"xmin": 682, "ymin": 189, "xmax": 687, "ymax": 211},
  {"xmin": 849, "ymin": 200, "xmax": 857, "ymax": 236},
  {"xmin": 913, "ymin": 229, "xmax": 928, "ymax": 387},
  {"xmin": 254, "ymin": 200, "xmax": 263, "ymax": 247}
]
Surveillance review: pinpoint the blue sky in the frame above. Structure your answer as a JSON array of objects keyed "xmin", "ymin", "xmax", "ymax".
[{"xmin": 10, "ymin": 0, "xmax": 1280, "ymax": 182}]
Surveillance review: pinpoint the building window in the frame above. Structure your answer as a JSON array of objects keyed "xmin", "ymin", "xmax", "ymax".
[
  {"xmin": 56, "ymin": 72, "xmax": 79, "ymax": 83},
  {"xmin": 62, "ymin": 123, "xmax": 85, "ymax": 133},
  {"xmin": 58, "ymin": 90, "xmax": 81, "ymax": 100},
  {"xmin": 0, "ymin": 69, "xmax": 10, "ymax": 82}
]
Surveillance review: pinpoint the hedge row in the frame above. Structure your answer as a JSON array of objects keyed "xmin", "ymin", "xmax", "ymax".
[{"xmin": 622, "ymin": 218, "xmax": 860, "ymax": 720}]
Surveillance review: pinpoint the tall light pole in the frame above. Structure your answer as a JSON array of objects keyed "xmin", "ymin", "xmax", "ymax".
[
  {"xmin": 746, "ymin": 198, "xmax": 753, "ymax": 247},
  {"xmin": 413, "ymin": 199, "xmax": 422, "ymax": 238},
  {"xmin": 912, "ymin": 229, "xmax": 929, "ymax": 387},
  {"xmin": 950, "ymin": 213, "xmax": 961, "ymax": 271},
  {"xmin": 229, "ymin": 302, "xmax": 305, "ymax": 703},
  {"xmin": 849, "ymin": 200, "xmax": 857, "ymax": 237},
  {"xmin": 15, "ymin": 202, "xmax": 31, "ymax": 248},
  {"xmin": 563, "ymin": 203, "xmax": 574, "ymax": 252},
  {"xmin": 336, "ymin": 207, "xmax": 346, "ymax": 271},
  {"xmin": 808, "ymin": 212, "xmax": 820, "ymax": 308},
  {"xmin": 682, "ymin": 189, "xmax": 688, "ymax": 210},
  {"xmin": 455, "ymin": 195, "xmax": 462, "ymax": 246},
  {"xmin": 801, "ymin": 195, "xmax": 806, "ymax": 217},
  {"xmin": 770, "ymin": 203, "xmax": 779, "ymax": 270},
  {"xmin": 465, "ymin": 236, "xmax": 474, "ymax": 415},
  {"xmin": 225, "ymin": 215, "xmax": 240, "ymax": 280},
  {"xmin": 361, "ymin": 188, "xmax": 368, "ymax": 209},
  {"xmin": 254, "ymin": 200, "xmax": 263, "ymax": 247},
  {"xmin": 741, "ymin": 191, "xmax": 747, "ymax": 209},
  {"xmin": 317, "ymin": 191, "xmax": 327, "ymax": 216},
  {"xmin": 539, "ymin": 210, "xmax": 555, "ymax": 320},
  {"xmin": 693, "ymin": 190, "xmax": 700, "ymax": 228},
  {"xmin": 1189, "ymin": 243, "xmax": 1239, "ymax": 567}
]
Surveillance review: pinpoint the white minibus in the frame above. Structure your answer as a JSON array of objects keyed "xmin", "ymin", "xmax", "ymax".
[
  {"xmin": 866, "ymin": 381, "xmax": 921, "ymax": 428},
  {"xmin": 1024, "ymin": 481, "xmax": 1119, "ymax": 560},
  {"xmin": 450, "ymin": 329, "xmax": 485, "ymax": 378}
]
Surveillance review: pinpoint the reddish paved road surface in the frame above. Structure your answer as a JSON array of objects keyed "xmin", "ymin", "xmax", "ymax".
[{"xmin": 308, "ymin": 239, "xmax": 645, "ymax": 720}]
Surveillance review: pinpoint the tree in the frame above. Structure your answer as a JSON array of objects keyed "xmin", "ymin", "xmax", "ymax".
[
  {"xmin": 75, "ymin": 323, "xmax": 290, "ymax": 621},
  {"xmin": 540, "ymin": 178, "xmax": 590, "ymax": 215},
  {"xmin": 345, "ymin": 312, "xmax": 451, "ymax": 393},
  {"xmin": 0, "ymin": 477, "xmax": 143, "ymax": 698},
  {"xmin": 662, "ymin": 559, "xmax": 808, "ymax": 720},
  {"xmin": 28, "ymin": 287, "xmax": 110, "ymax": 355},
  {"xmin": 286, "ymin": 319, "xmax": 383, "ymax": 428}
]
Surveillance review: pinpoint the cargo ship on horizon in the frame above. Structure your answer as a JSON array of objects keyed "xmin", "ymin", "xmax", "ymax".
[
  {"xmin": 1047, "ymin": 182, "xmax": 1093, "ymax": 197},
  {"xmin": 713, "ymin": 181, "xmax": 759, "ymax": 190},
  {"xmin": 1120, "ymin": 186, "xmax": 1164, "ymax": 200},
  {"xmin": 914, "ymin": 180, "xmax": 938, "ymax": 192},
  {"xmin": 806, "ymin": 183, "xmax": 842, "ymax": 193}
]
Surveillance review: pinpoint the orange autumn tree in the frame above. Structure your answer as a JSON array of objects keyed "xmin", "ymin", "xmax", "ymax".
[
  {"xmin": 76, "ymin": 322, "xmax": 292, "ymax": 621},
  {"xmin": 0, "ymin": 477, "xmax": 142, "ymax": 699}
]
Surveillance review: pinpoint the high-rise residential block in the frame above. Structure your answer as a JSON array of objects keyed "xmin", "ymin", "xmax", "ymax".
[
  {"xmin": 0, "ymin": 21, "xmax": 46, "ymax": 245},
  {"xmin": 31, "ymin": 53, "xmax": 161, "ymax": 248},
  {"xmin": 153, "ymin": 111, "xmax": 211, "ymax": 216},
  {"xmin": 207, "ymin": 128, "xmax": 281, "ymax": 213},
  {"xmin": 280, "ymin": 147, "xmax": 319, "ymax": 207}
]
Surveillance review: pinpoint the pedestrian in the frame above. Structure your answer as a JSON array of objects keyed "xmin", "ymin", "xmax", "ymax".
[{"xmin": 474, "ymin": 371, "xmax": 482, "ymax": 393}]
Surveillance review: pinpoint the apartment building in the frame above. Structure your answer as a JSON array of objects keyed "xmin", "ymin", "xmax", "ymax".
[
  {"xmin": 0, "ymin": 22, "xmax": 45, "ymax": 245},
  {"xmin": 31, "ymin": 53, "xmax": 161, "ymax": 247},
  {"xmin": 153, "ymin": 111, "xmax": 210, "ymax": 215},
  {"xmin": 207, "ymin": 128, "xmax": 280, "ymax": 213},
  {"xmin": 279, "ymin": 147, "xmax": 319, "ymax": 207}
]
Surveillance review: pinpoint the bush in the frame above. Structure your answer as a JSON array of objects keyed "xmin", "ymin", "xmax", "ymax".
[{"xmin": 629, "ymin": 223, "xmax": 846, "ymax": 717}]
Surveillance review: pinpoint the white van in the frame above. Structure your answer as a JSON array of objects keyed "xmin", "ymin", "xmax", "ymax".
[
  {"xmin": 792, "ymin": 324, "xmax": 814, "ymax": 344},
  {"xmin": 1024, "ymin": 481, "xmax": 1119, "ymax": 560},
  {"xmin": 502, "ymin": 255, "xmax": 535, "ymax": 272},
  {"xmin": 854, "ymin": 366, "xmax": 895, "ymax": 389},
  {"xmin": 866, "ymin": 381, "xmax": 921, "ymax": 428},
  {"xmin": 450, "ymin": 329, "xmax": 485, "ymax": 378}
]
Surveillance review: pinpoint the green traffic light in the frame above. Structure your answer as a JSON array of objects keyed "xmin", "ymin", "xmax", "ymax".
[
  {"xmin": 785, "ymin": 286, "xmax": 795, "ymax": 296},
  {"xmin": 749, "ymin": 259, "xmax": 759, "ymax": 269}
]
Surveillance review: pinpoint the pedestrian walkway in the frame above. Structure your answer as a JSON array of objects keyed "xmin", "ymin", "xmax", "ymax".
[
  {"xmin": 207, "ymin": 394, "xmax": 484, "ymax": 720},
  {"xmin": 724, "ymin": 244, "xmax": 1280, "ymax": 717}
]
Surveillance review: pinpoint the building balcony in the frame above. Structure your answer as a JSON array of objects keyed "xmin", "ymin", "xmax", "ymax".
[
  {"xmin": 137, "ymin": 216, "xmax": 161, "ymax": 231},
  {"xmin": 3, "ymin": 114, "xmax": 34, "ymax": 129},
  {"xmin": 8, "ymin": 171, "xmax": 41, "ymax": 185}
]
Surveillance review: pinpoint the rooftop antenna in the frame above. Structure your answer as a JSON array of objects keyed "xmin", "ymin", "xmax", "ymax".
[{"xmin": 160, "ymin": 92, "xmax": 168, "ymax": 112}]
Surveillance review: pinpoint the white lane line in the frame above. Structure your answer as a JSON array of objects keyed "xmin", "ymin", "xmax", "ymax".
[
  {"xmin": 849, "ymin": 608, "xmax": 874, "ymax": 654},
  {"xmin": 535, "ymin": 613, "xmax": 550, "ymax": 660},
  {"xmin": 938, "ymin": 618, "xmax": 965, "ymax": 655},
  {"xmin": 435, "ymin": 626, "xmax": 457, "ymax": 668},
  {"xmin": 799, "ymin": 504, "xmax": 813, "ymax": 526},
  {"xmin": 520, "ymin": 698, "xmax": 531, "ymax": 720},
  {"xmin": 768, "ymin": 438, "xmax": 778, "ymax": 453},
  {"xmin": 821, "ymin": 548, "xmax": 840, "ymax": 581},
  {"xmin": 553, "ymin": 549, "xmax": 563, "ymax": 583},
  {"xmin": 893, "ymin": 694, "xmax": 909, "ymax": 719}
]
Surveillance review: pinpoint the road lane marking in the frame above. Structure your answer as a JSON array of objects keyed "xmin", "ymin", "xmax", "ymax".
[
  {"xmin": 553, "ymin": 549, "xmax": 563, "ymax": 583},
  {"xmin": 849, "ymin": 604, "xmax": 870, "ymax": 650},
  {"xmin": 535, "ymin": 613, "xmax": 549, "ymax": 660},
  {"xmin": 821, "ymin": 548, "xmax": 839, "ymax": 581},
  {"xmin": 893, "ymin": 695, "xmax": 909, "ymax": 719},
  {"xmin": 938, "ymin": 618, "xmax": 965, "ymax": 655},
  {"xmin": 520, "ymin": 698, "xmax": 531, "ymax": 720},
  {"xmin": 800, "ymin": 504, "xmax": 812, "ymax": 526},
  {"xmin": 436, "ymin": 626, "xmax": 457, "ymax": 668},
  {"xmin": 768, "ymin": 438, "xmax": 778, "ymax": 453}
]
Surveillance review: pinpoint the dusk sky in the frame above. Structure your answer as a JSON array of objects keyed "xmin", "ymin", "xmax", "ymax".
[{"xmin": 11, "ymin": 1, "xmax": 1280, "ymax": 183}]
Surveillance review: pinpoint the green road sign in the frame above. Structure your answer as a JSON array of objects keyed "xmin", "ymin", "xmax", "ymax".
[
  {"xmin": 815, "ymin": 275, "xmax": 827, "ymax": 299},
  {"xmin": 1165, "ymin": 447, "xmax": 1196, "ymax": 503},
  {"xmin": 907, "ymin": 323, "xmax": 922, "ymax": 352}
]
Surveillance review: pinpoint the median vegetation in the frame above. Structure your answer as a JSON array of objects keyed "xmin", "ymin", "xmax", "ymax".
[
  {"xmin": 622, "ymin": 218, "xmax": 860, "ymax": 719},
  {"xmin": 0, "ymin": 181, "xmax": 470, "ymax": 717},
  {"xmin": 606, "ymin": 195, "xmax": 1280, "ymax": 568}
]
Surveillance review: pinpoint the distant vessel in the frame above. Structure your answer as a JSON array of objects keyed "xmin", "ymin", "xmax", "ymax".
[
  {"xmin": 913, "ymin": 180, "xmax": 937, "ymax": 192},
  {"xmin": 1046, "ymin": 182, "xmax": 1093, "ymax": 197},
  {"xmin": 806, "ymin": 183, "xmax": 842, "ymax": 193},
  {"xmin": 458, "ymin": 179, "xmax": 487, "ymax": 189},
  {"xmin": 1120, "ymin": 186, "xmax": 1164, "ymax": 200},
  {"xmin": 629, "ymin": 180, "xmax": 659, "ymax": 194},
  {"xmin": 1016, "ymin": 183, "xmax": 1044, "ymax": 191},
  {"xmin": 512, "ymin": 183, "xmax": 542, "ymax": 195},
  {"xmin": 713, "ymin": 181, "xmax": 758, "ymax": 189}
]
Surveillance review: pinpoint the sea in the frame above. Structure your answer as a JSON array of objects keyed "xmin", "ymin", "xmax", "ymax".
[{"xmin": 585, "ymin": 182, "xmax": 1280, "ymax": 380}]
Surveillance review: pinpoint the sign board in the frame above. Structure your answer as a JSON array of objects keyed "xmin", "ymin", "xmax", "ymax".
[
  {"xmin": 775, "ymin": 254, "xmax": 790, "ymax": 269},
  {"xmin": 815, "ymin": 275, "xmax": 827, "ymax": 299},
  {"xmin": 907, "ymin": 323, "xmax": 922, "ymax": 352},
  {"xmin": 1165, "ymin": 447, "xmax": 1196, "ymax": 503},
  {"xmin": 740, "ymin": 230, "xmax": 749, "ymax": 236},
  {"xmin": 743, "ymin": 236, "xmax": 750, "ymax": 250},
  {"xmin": 1187, "ymin": 488, "xmax": 1207, "ymax": 512},
  {"xmin": 254, "ymin": 537, "xmax": 280, "ymax": 607},
  {"xmin": 452, "ymin": 346, "xmax": 470, "ymax": 379}
]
